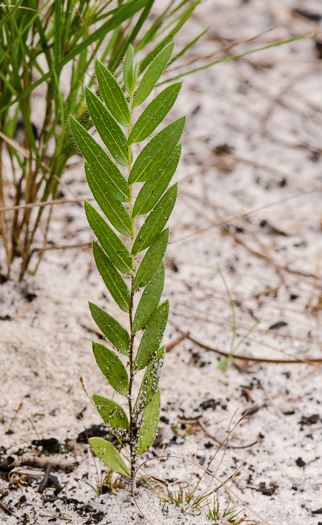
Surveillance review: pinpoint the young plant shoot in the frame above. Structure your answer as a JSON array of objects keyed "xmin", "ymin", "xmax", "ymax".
[{"xmin": 71, "ymin": 43, "xmax": 184, "ymax": 480}]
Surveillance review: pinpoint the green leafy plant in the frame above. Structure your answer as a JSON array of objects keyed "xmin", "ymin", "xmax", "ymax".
[
  {"xmin": 0, "ymin": 0, "xmax": 310, "ymax": 282},
  {"xmin": 71, "ymin": 43, "xmax": 184, "ymax": 479},
  {"xmin": 0, "ymin": 0, "xmax": 203, "ymax": 281}
]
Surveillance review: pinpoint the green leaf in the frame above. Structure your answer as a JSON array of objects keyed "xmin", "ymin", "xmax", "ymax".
[
  {"xmin": 93, "ymin": 343, "xmax": 129, "ymax": 396},
  {"xmin": 133, "ymin": 42, "xmax": 174, "ymax": 108},
  {"xmin": 132, "ymin": 229, "xmax": 169, "ymax": 292},
  {"xmin": 128, "ymin": 117, "xmax": 185, "ymax": 184},
  {"xmin": 132, "ymin": 185, "xmax": 177, "ymax": 255},
  {"xmin": 95, "ymin": 60, "xmax": 130, "ymax": 126},
  {"xmin": 86, "ymin": 88, "xmax": 128, "ymax": 166},
  {"xmin": 70, "ymin": 116, "xmax": 129, "ymax": 202},
  {"xmin": 85, "ymin": 202, "xmax": 132, "ymax": 275},
  {"xmin": 93, "ymin": 242, "xmax": 130, "ymax": 313},
  {"xmin": 128, "ymin": 83, "xmax": 182, "ymax": 145},
  {"xmin": 132, "ymin": 263, "xmax": 165, "ymax": 334},
  {"xmin": 123, "ymin": 44, "xmax": 134, "ymax": 96},
  {"xmin": 134, "ymin": 300, "xmax": 169, "ymax": 371},
  {"xmin": 0, "ymin": 0, "xmax": 23, "ymax": 30},
  {"xmin": 134, "ymin": 346, "xmax": 165, "ymax": 415},
  {"xmin": 132, "ymin": 145, "xmax": 181, "ymax": 218},
  {"xmin": 93, "ymin": 394, "xmax": 129, "ymax": 430},
  {"xmin": 136, "ymin": 389, "xmax": 160, "ymax": 455},
  {"xmin": 89, "ymin": 302, "xmax": 130, "ymax": 356},
  {"xmin": 85, "ymin": 163, "xmax": 131, "ymax": 237},
  {"xmin": 89, "ymin": 438, "xmax": 130, "ymax": 477}
]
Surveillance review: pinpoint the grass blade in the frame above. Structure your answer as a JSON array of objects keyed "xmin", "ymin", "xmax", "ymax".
[
  {"xmin": 138, "ymin": 1, "xmax": 200, "ymax": 74},
  {"xmin": 0, "ymin": 0, "xmax": 23, "ymax": 30},
  {"xmin": 160, "ymin": 34, "xmax": 316, "ymax": 84}
]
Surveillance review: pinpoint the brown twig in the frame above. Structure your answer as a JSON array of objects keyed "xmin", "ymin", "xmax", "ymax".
[
  {"xmin": 6, "ymin": 455, "xmax": 76, "ymax": 471},
  {"xmin": 197, "ymin": 419, "xmax": 258, "ymax": 450},
  {"xmin": 38, "ymin": 514, "xmax": 72, "ymax": 522},
  {"xmin": 38, "ymin": 463, "xmax": 52, "ymax": 493},
  {"xmin": 0, "ymin": 196, "xmax": 93, "ymax": 213},
  {"xmin": 0, "ymin": 500, "xmax": 12, "ymax": 516},
  {"xmin": 188, "ymin": 334, "xmax": 322, "ymax": 365},
  {"xmin": 166, "ymin": 332, "xmax": 189, "ymax": 352}
]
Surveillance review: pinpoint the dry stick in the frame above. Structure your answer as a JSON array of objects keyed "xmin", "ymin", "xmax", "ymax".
[
  {"xmin": 165, "ymin": 332, "xmax": 189, "ymax": 352},
  {"xmin": 187, "ymin": 334, "xmax": 322, "ymax": 365},
  {"xmin": 6, "ymin": 455, "xmax": 77, "ymax": 471},
  {"xmin": 0, "ymin": 500, "xmax": 12, "ymax": 516},
  {"xmin": 197, "ymin": 419, "xmax": 258, "ymax": 450},
  {"xmin": 0, "ymin": 196, "xmax": 93, "ymax": 213},
  {"xmin": 38, "ymin": 514, "xmax": 72, "ymax": 522},
  {"xmin": 38, "ymin": 463, "xmax": 52, "ymax": 494}
]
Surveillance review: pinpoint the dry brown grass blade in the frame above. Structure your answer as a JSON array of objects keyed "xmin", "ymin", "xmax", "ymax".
[{"xmin": 0, "ymin": 196, "xmax": 93, "ymax": 213}]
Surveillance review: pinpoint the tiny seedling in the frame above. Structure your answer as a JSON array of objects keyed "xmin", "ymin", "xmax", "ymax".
[
  {"xmin": 206, "ymin": 495, "xmax": 244, "ymax": 524},
  {"xmin": 217, "ymin": 266, "xmax": 259, "ymax": 372},
  {"xmin": 71, "ymin": 43, "xmax": 184, "ymax": 480}
]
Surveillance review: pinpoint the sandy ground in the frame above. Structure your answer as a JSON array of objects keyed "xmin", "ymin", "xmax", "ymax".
[{"xmin": 1, "ymin": 1, "xmax": 322, "ymax": 524}]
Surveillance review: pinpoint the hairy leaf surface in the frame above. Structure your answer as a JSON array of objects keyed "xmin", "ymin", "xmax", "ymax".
[
  {"xmin": 95, "ymin": 60, "xmax": 130, "ymax": 126},
  {"xmin": 132, "ymin": 263, "xmax": 164, "ymax": 334},
  {"xmin": 134, "ymin": 346, "xmax": 165, "ymax": 416},
  {"xmin": 93, "ymin": 343, "xmax": 129, "ymax": 396},
  {"xmin": 70, "ymin": 116, "xmax": 129, "ymax": 202},
  {"xmin": 128, "ymin": 117, "xmax": 185, "ymax": 184},
  {"xmin": 134, "ymin": 300, "xmax": 169, "ymax": 370},
  {"xmin": 133, "ymin": 42, "xmax": 174, "ymax": 108},
  {"xmin": 132, "ymin": 229, "xmax": 169, "ymax": 292},
  {"xmin": 132, "ymin": 185, "xmax": 177, "ymax": 255},
  {"xmin": 86, "ymin": 88, "xmax": 128, "ymax": 166},
  {"xmin": 89, "ymin": 302, "xmax": 130, "ymax": 356},
  {"xmin": 85, "ymin": 163, "xmax": 131, "ymax": 236},
  {"xmin": 85, "ymin": 202, "xmax": 132, "ymax": 275},
  {"xmin": 128, "ymin": 83, "xmax": 182, "ymax": 144},
  {"xmin": 93, "ymin": 242, "xmax": 130, "ymax": 312},
  {"xmin": 136, "ymin": 389, "xmax": 160, "ymax": 454},
  {"xmin": 89, "ymin": 438, "xmax": 130, "ymax": 477},
  {"xmin": 132, "ymin": 145, "xmax": 181, "ymax": 218},
  {"xmin": 93, "ymin": 394, "xmax": 129, "ymax": 430}
]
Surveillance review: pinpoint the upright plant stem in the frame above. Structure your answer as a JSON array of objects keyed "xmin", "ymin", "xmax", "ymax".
[{"xmin": 127, "ymin": 101, "xmax": 136, "ymax": 479}]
